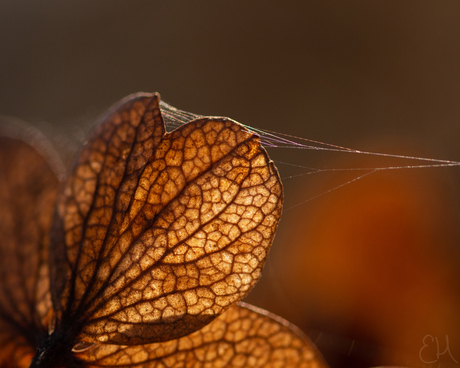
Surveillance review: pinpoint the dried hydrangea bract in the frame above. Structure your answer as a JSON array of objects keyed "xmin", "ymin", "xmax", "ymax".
[
  {"xmin": 0, "ymin": 131, "xmax": 59, "ymax": 367},
  {"xmin": 0, "ymin": 93, "xmax": 328, "ymax": 368},
  {"xmin": 76, "ymin": 302, "xmax": 327, "ymax": 368}
]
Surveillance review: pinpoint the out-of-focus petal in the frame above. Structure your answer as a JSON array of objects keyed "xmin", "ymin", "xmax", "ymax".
[{"xmin": 0, "ymin": 126, "xmax": 60, "ymax": 366}]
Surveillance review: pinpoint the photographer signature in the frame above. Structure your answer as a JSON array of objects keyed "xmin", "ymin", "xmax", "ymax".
[{"xmin": 420, "ymin": 335, "xmax": 458, "ymax": 364}]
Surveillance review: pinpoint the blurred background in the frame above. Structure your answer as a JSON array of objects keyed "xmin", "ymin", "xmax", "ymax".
[{"xmin": 1, "ymin": 1, "xmax": 460, "ymax": 367}]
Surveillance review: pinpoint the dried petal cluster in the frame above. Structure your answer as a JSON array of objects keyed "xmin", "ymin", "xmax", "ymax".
[{"xmin": 0, "ymin": 93, "xmax": 327, "ymax": 368}]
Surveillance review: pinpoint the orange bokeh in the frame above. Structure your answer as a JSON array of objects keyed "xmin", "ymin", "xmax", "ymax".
[{"xmin": 279, "ymin": 141, "xmax": 460, "ymax": 366}]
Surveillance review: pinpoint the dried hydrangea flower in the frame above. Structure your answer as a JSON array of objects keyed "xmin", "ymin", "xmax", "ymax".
[{"xmin": 0, "ymin": 93, "xmax": 327, "ymax": 368}]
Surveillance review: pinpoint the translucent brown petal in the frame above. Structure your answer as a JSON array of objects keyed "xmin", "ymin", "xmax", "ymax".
[
  {"xmin": 75, "ymin": 303, "xmax": 328, "ymax": 368},
  {"xmin": 0, "ymin": 133, "xmax": 59, "ymax": 367},
  {"xmin": 0, "ymin": 329, "xmax": 35, "ymax": 368},
  {"xmin": 50, "ymin": 93, "xmax": 283, "ymax": 345}
]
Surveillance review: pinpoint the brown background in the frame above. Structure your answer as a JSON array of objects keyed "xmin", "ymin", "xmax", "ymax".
[{"xmin": 1, "ymin": 2, "xmax": 460, "ymax": 367}]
